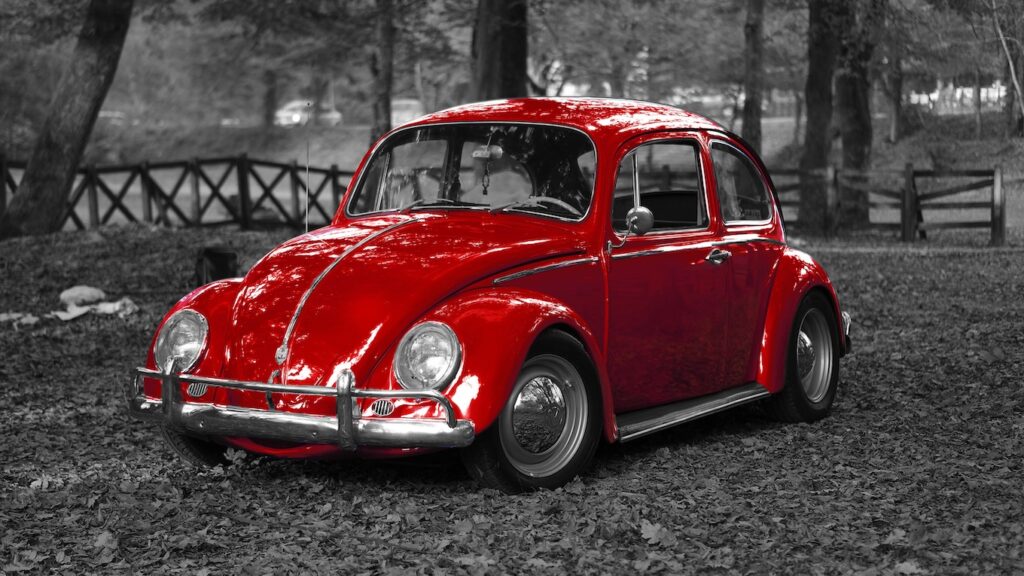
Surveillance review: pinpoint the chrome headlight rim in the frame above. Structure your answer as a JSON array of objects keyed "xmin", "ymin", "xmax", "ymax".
[
  {"xmin": 393, "ymin": 321, "xmax": 462, "ymax": 391},
  {"xmin": 154, "ymin": 309, "xmax": 209, "ymax": 373}
]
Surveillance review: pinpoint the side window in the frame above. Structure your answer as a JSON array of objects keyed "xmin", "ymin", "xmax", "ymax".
[
  {"xmin": 710, "ymin": 142, "xmax": 771, "ymax": 223},
  {"xmin": 612, "ymin": 141, "xmax": 707, "ymax": 232}
]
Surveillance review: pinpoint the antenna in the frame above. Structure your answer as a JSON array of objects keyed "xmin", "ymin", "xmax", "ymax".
[{"xmin": 305, "ymin": 101, "xmax": 311, "ymax": 234}]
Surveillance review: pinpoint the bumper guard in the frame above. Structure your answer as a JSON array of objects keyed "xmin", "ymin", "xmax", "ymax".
[{"xmin": 125, "ymin": 365, "xmax": 475, "ymax": 450}]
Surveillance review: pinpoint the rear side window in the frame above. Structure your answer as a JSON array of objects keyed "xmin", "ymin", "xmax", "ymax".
[
  {"xmin": 612, "ymin": 141, "xmax": 707, "ymax": 232},
  {"xmin": 710, "ymin": 142, "xmax": 771, "ymax": 223}
]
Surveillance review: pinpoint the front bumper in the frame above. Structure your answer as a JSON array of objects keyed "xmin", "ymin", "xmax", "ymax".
[
  {"xmin": 841, "ymin": 310, "xmax": 853, "ymax": 354},
  {"xmin": 125, "ymin": 366, "xmax": 475, "ymax": 450}
]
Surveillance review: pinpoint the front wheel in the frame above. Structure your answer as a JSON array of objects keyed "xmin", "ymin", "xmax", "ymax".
[
  {"xmin": 160, "ymin": 426, "xmax": 229, "ymax": 467},
  {"xmin": 461, "ymin": 331, "xmax": 601, "ymax": 492},
  {"xmin": 767, "ymin": 292, "xmax": 840, "ymax": 422}
]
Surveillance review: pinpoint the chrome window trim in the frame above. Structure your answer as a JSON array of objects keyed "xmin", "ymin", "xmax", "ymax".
[
  {"xmin": 708, "ymin": 138, "xmax": 774, "ymax": 227},
  {"xmin": 610, "ymin": 137, "xmax": 712, "ymax": 238},
  {"xmin": 343, "ymin": 121, "xmax": 599, "ymax": 224},
  {"xmin": 492, "ymin": 256, "xmax": 599, "ymax": 284}
]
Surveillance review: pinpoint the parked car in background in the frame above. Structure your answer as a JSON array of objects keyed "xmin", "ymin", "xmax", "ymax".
[
  {"xmin": 127, "ymin": 98, "xmax": 851, "ymax": 492},
  {"xmin": 391, "ymin": 98, "xmax": 425, "ymax": 127},
  {"xmin": 274, "ymin": 100, "xmax": 342, "ymax": 127}
]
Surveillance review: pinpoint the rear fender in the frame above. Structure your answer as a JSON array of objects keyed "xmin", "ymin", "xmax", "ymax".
[{"xmin": 755, "ymin": 248, "xmax": 843, "ymax": 394}]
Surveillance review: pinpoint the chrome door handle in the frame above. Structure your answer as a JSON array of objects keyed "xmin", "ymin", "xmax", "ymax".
[{"xmin": 705, "ymin": 248, "xmax": 732, "ymax": 265}]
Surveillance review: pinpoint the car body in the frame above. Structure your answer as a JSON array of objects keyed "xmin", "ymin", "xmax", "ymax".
[
  {"xmin": 127, "ymin": 98, "xmax": 851, "ymax": 491},
  {"xmin": 274, "ymin": 99, "xmax": 343, "ymax": 127}
]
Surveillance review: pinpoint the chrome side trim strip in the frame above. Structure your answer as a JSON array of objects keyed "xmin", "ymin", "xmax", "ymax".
[
  {"xmin": 492, "ymin": 256, "xmax": 599, "ymax": 284},
  {"xmin": 610, "ymin": 241, "xmax": 716, "ymax": 260},
  {"xmin": 616, "ymin": 383, "xmax": 770, "ymax": 443},
  {"xmin": 275, "ymin": 218, "xmax": 420, "ymax": 365},
  {"xmin": 609, "ymin": 237, "xmax": 785, "ymax": 260}
]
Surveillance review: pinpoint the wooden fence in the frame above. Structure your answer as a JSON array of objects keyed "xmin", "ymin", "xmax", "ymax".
[
  {"xmin": 0, "ymin": 155, "xmax": 354, "ymax": 231},
  {"xmin": 0, "ymin": 155, "xmax": 1012, "ymax": 245},
  {"xmin": 771, "ymin": 164, "xmax": 1010, "ymax": 246}
]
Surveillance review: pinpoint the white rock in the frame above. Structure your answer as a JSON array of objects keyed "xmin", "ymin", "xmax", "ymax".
[{"xmin": 59, "ymin": 285, "xmax": 107, "ymax": 307}]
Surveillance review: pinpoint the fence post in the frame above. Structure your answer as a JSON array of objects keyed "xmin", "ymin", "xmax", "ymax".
[
  {"xmin": 290, "ymin": 160, "xmax": 301, "ymax": 225},
  {"xmin": 330, "ymin": 164, "xmax": 341, "ymax": 214},
  {"xmin": 0, "ymin": 153, "xmax": 7, "ymax": 221},
  {"xmin": 86, "ymin": 164, "xmax": 100, "ymax": 229},
  {"xmin": 190, "ymin": 158, "xmax": 201, "ymax": 226},
  {"xmin": 992, "ymin": 165, "xmax": 1006, "ymax": 247},
  {"xmin": 901, "ymin": 162, "xmax": 916, "ymax": 242},
  {"xmin": 140, "ymin": 162, "xmax": 153, "ymax": 224},
  {"xmin": 237, "ymin": 154, "xmax": 252, "ymax": 229}
]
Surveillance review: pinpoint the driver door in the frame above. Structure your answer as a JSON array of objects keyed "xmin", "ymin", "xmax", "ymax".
[{"xmin": 605, "ymin": 136, "xmax": 729, "ymax": 414}]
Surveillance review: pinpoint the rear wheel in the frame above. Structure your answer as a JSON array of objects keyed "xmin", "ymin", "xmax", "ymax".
[
  {"xmin": 767, "ymin": 292, "xmax": 840, "ymax": 422},
  {"xmin": 461, "ymin": 331, "xmax": 601, "ymax": 492},
  {"xmin": 160, "ymin": 426, "xmax": 229, "ymax": 467}
]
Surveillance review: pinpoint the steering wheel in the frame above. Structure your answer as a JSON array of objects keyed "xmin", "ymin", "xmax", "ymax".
[{"xmin": 529, "ymin": 196, "xmax": 583, "ymax": 217}]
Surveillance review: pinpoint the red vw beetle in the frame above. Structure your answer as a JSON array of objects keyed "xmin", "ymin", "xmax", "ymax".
[{"xmin": 127, "ymin": 98, "xmax": 851, "ymax": 492}]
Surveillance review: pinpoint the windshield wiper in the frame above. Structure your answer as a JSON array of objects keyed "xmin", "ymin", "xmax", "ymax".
[
  {"xmin": 489, "ymin": 199, "xmax": 544, "ymax": 214},
  {"xmin": 405, "ymin": 198, "xmax": 489, "ymax": 212}
]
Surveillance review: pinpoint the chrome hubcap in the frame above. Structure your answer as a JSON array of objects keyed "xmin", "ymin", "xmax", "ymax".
[
  {"xmin": 499, "ymin": 355, "xmax": 587, "ymax": 477},
  {"xmin": 511, "ymin": 377, "xmax": 567, "ymax": 453},
  {"xmin": 796, "ymin": 308, "xmax": 834, "ymax": 403}
]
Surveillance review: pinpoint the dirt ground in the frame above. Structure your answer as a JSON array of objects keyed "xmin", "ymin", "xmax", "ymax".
[{"xmin": 1, "ymin": 224, "xmax": 1022, "ymax": 575}]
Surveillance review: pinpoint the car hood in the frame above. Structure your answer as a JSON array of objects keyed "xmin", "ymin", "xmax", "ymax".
[{"xmin": 222, "ymin": 213, "xmax": 585, "ymax": 388}]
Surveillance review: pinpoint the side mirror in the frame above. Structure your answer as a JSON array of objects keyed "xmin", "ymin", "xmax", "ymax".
[{"xmin": 626, "ymin": 206, "xmax": 654, "ymax": 236}]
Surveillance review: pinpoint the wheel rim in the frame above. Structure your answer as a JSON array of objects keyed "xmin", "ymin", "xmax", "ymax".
[
  {"xmin": 796, "ymin": 308, "xmax": 834, "ymax": 403},
  {"xmin": 498, "ymin": 354, "xmax": 588, "ymax": 478}
]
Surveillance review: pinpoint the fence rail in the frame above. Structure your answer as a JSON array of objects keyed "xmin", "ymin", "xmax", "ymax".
[
  {"xmin": 771, "ymin": 164, "xmax": 1009, "ymax": 246},
  {"xmin": 0, "ymin": 155, "xmax": 1012, "ymax": 245},
  {"xmin": 0, "ymin": 155, "xmax": 354, "ymax": 231}
]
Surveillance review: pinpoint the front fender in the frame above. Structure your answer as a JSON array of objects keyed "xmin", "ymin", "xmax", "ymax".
[
  {"xmin": 142, "ymin": 279, "xmax": 243, "ymax": 396},
  {"xmin": 755, "ymin": 248, "xmax": 843, "ymax": 394},
  {"xmin": 363, "ymin": 287, "xmax": 617, "ymax": 442}
]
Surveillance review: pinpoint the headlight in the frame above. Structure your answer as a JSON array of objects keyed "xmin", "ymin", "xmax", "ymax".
[
  {"xmin": 393, "ymin": 321, "xmax": 462, "ymax": 390},
  {"xmin": 154, "ymin": 309, "xmax": 208, "ymax": 373}
]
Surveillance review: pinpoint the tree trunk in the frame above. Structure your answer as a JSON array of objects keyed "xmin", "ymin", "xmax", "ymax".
[
  {"xmin": 263, "ymin": 69, "xmax": 277, "ymax": 129},
  {"xmin": 0, "ymin": 0, "xmax": 133, "ymax": 238},
  {"xmin": 887, "ymin": 56, "xmax": 902, "ymax": 143},
  {"xmin": 834, "ymin": 0, "xmax": 881, "ymax": 229},
  {"xmin": 792, "ymin": 90, "xmax": 804, "ymax": 145},
  {"xmin": 471, "ymin": 0, "xmax": 528, "ymax": 100},
  {"xmin": 992, "ymin": 3, "xmax": 1024, "ymax": 137},
  {"xmin": 370, "ymin": 0, "xmax": 395, "ymax": 143},
  {"xmin": 798, "ymin": 0, "xmax": 839, "ymax": 235},
  {"xmin": 741, "ymin": 0, "xmax": 765, "ymax": 153},
  {"xmin": 608, "ymin": 60, "xmax": 626, "ymax": 98},
  {"xmin": 974, "ymin": 68, "xmax": 983, "ymax": 140}
]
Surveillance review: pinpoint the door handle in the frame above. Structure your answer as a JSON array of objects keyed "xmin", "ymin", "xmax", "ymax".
[{"xmin": 705, "ymin": 248, "xmax": 732, "ymax": 265}]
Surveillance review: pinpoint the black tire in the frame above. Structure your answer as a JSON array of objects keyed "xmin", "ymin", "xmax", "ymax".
[
  {"xmin": 461, "ymin": 330, "xmax": 602, "ymax": 492},
  {"xmin": 767, "ymin": 291, "xmax": 840, "ymax": 422},
  {"xmin": 160, "ymin": 426, "xmax": 229, "ymax": 467}
]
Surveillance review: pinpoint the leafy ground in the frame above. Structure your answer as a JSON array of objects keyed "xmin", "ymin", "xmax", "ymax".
[{"xmin": 1, "ymin": 224, "xmax": 1023, "ymax": 575}]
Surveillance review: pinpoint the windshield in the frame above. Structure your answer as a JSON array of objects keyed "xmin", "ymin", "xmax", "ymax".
[{"xmin": 347, "ymin": 123, "xmax": 596, "ymax": 220}]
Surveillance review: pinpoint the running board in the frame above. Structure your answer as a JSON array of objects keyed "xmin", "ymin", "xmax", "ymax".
[{"xmin": 616, "ymin": 383, "xmax": 770, "ymax": 443}]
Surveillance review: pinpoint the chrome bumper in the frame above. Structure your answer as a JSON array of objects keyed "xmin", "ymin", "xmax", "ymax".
[
  {"xmin": 841, "ymin": 310, "xmax": 853, "ymax": 354},
  {"xmin": 124, "ymin": 366, "xmax": 475, "ymax": 450}
]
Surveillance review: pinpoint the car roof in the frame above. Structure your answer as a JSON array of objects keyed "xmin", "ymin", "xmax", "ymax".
[{"xmin": 411, "ymin": 97, "xmax": 722, "ymax": 142}]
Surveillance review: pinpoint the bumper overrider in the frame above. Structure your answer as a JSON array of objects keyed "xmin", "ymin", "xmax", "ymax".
[
  {"xmin": 841, "ymin": 310, "xmax": 853, "ymax": 354},
  {"xmin": 124, "ymin": 365, "xmax": 475, "ymax": 450}
]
